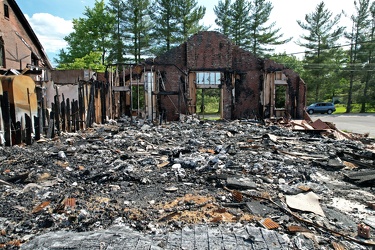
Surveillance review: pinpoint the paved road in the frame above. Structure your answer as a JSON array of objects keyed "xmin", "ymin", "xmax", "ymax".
[{"xmin": 309, "ymin": 113, "xmax": 375, "ymax": 138}]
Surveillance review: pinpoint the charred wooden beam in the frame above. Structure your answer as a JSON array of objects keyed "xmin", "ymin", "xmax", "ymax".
[
  {"xmin": 25, "ymin": 114, "xmax": 32, "ymax": 145},
  {"xmin": 34, "ymin": 115, "xmax": 40, "ymax": 141},
  {"xmin": 60, "ymin": 94, "xmax": 66, "ymax": 132},
  {"xmin": 54, "ymin": 95, "xmax": 61, "ymax": 134},
  {"xmin": 41, "ymin": 96, "xmax": 46, "ymax": 130},
  {"xmin": 2, "ymin": 92, "xmax": 12, "ymax": 146},
  {"xmin": 71, "ymin": 100, "xmax": 77, "ymax": 132},
  {"xmin": 47, "ymin": 110, "xmax": 55, "ymax": 138},
  {"xmin": 79, "ymin": 82, "xmax": 85, "ymax": 130},
  {"xmin": 66, "ymin": 98, "xmax": 71, "ymax": 132},
  {"xmin": 14, "ymin": 121, "xmax": 21, "ymax": 145},
  {"xmin": 101, "ymin": 83, "xmax": 106, "ymax": 124},
  {"xmin": 74, "ymin": 100, "xmax": 79, "ymax": 131},
  {"xmin": 86, "ymin": 83, "xmax": 95, "ymax": 127}
]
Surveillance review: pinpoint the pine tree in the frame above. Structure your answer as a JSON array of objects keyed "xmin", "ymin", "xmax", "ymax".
[
  {"xmin": 214, "ymin": 0, "xmax": 232, "ymax": 37},
  {"xmin": 248, "ymin": 0, "xmax": 291, "ymax": 56},
  {"xmin": 296, "ymin": 1, "xmax": 344, "ymax": 102},
  {"xmin": 174, "ymin": 0, "xmax": 206, "ymax": 44},
  {"xmin": 359, "ymin": 2, "xmax": 375, "ymax": 112},
  {"xmin": 106, "ymin": 0, "xmax": 127, "ymax": 63},
  {"xmin": 214, "ymin": 0, "xmax": 289, "ymax": 56},
  {"xmin": 229, "ymin": 0, "xmax": 252, "ymax": 47},
  {"xmin": 344, "ymin": 0, "xmax": 371, "ymax": 112},
  {"xmin": 150, "ymin": 0, "xmax": 180, "ymax": 55},
  {"xmin": 122, "ymin": 0, "xmax": 154, "ymax": 63}
]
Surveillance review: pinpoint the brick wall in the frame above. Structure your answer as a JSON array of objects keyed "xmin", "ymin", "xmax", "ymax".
[
  {"xmin": 187, "ymin": 31, "xmax": 232, "ymax": 70},
  {"xmin": 0, "ymin": 0, "xmax": 51, "ymax": 71},
  {"xmin": 152, "ymin": 31, "xmax": 306, "ymax": 121}
]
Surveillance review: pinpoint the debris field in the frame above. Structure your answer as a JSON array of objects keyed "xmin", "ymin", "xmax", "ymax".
[{"xmin": 0, "ymin": 116, "xmax": 375, "ymax": 249}]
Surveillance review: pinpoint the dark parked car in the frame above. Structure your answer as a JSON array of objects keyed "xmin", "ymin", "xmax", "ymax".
[{"xmin": 306, "ymin": 102, "xmax": 336, "ymax": 114}]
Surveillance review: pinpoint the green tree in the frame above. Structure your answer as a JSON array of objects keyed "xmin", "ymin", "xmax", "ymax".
[
  {"xmin": 345, "ymin": 0, "xmax": 371, "ymax": 112},
  {"xmin": 357, "ymin": 1, "xmax": 375, "ymax": 112},
  {"xmin": 55, "ymin": 16, "xmax": 94, "ymax": 66},
  {"xmin": 150, "ymin": 0, "xmax": 180, "ymax": 55},
  {"xmin": 57, "ymin": 51, "xmax": 106, "ymax": 71},
  {"xmin": 175, "ymin": 0, "xmax": 206, "ymax": 43},
  {"xmin": 229, "ymin": 0, "xmax": 252, "ymax": 47},
  {"xmin": 270, "ymin": 53, "xmax": 304, "ymax": 75},
  {"xmin": 55, "ymin": 0, "xmax": 115, "ymax": 67},
  {"xmin": 214, "ymin": 0, "xmax": 232, "ymax": 37},
  {"xmin": 123, "ymin": 0, "xmax": 154, "ymax": 63},
  {"xmin": 248, "ymin": 0, "xmax": 291, "ymax": 56},
  {"xmin": 323, "ymin": 48, "xmax": 348, "ymax": 102},
  {"xmin": 296, "ymin": 1, "xmax": 344, "ymax": 102},
  {"xmin": 106, "ymin": 0, "xmax": 127, "ymax": 63},
  {"xmin": 214, "ymin": 0, "xmax": 289, "ymax": 56}
]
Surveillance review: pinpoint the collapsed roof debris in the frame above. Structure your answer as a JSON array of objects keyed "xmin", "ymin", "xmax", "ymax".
[{"xmin": 0, "ymin": 116, "xmax": 374, "ymax": 249}]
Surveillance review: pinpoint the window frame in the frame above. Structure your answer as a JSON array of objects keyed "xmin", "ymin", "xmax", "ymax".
[
  {"xmin": 4, "ymin": 4, "xmax": 9, "ymax": 19},
  {"xmin": 195, "ymin": 71, "xmax": 221, "ymax": 89},
  {"xmin": 0, "ymin": 37, "xmax": 5, "ymax": 68}
]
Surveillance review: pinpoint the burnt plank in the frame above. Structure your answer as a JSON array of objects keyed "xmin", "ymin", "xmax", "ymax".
[
  {"xmin": 245, "ymin": 226, "xmax": 267, "ymax": 249},
  {"xmin": 260, "ymin": 228, "xmax": 285, "ymax": 250},
  {"xmin": 34, "ymin": 116, "xmax": 40, "ymax": 141},
  {"xmin": 208, "ymin": 226, "xmax": 223, "ymax": 249},
  {"xmin": 47, "ymin": 111, "xmax": 55, "ymax": 138},
  {"xmin": 79, "ymin": 81, "xmax": 85, "ymax": 130},
  {"xmin": 66, "ymin": 98, "xmax": 71, "ymax": 132},
  {"xmin": 14, "ymin": 121, "xmax": 21, "ymax": 145},
  {"xmin": 181, "ymin": 226, "xmax": 194, "ymax": 249},
  {"xmin": 54, "ymin": 95, "xmax": 60, "ymax": 134},
  {"xmin": 121, "ymin": 236, "xmax": 140, "ymax": 249},
  {"xmin": 194, "ymin": 224, "xmax": 209, "ymax": 250},
  {"xmin": 344, "ymin": 170, "xmax": 375, "ymax": 186},
  {"xmin": 100, "ymin": 82, "xmax": 106, "ymax": 124},
  {"xmin": 61, "ymin": 93, "xmax": 66, "ymax": 132},
  {"xmin": 220, "ymin": 226, "xmax": 238, "ymax": 250},
  {"xmin": 25, "ymin": 114, "xmax": 32, "ymax": 145},
  {"xmin": 41, "ymin": 96, "xmax": 46, "ymax": 129},
  {"xmin": 232, "ymin": 226, "xmax": 254, "ymax": 250},
  {"xmin": 2, "ymin": 92, "xmax": 11, "ymax": 146},
  {"xmin": 134, "ymin": 239, "xmax": 153, "ymax": 250},
  {"xmin": 166, "ymin": 229, "xmax": 181, "ymax": 249}
]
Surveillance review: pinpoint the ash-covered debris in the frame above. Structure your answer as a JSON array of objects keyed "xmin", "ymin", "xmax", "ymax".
[{"xmin": 0, "ymin": 117, "xmax": 374, "ymax": 249}]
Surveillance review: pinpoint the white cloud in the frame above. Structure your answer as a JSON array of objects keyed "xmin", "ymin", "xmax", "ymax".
[{"xmin": 25, "ymin": 13, "xmax": 73, "ymax": 53}]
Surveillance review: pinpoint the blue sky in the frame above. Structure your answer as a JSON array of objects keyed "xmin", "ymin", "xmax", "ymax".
[
  {"xmin": 17, "ymin": 0, "xmax": 101, "ymax": 64},
  {"xmin": 16, "ymin": 0, "xmax": 354, "ymax": 66},
  {"xmin": 18, "ymin": 0, "xmax": 91, "ymax": 19}
]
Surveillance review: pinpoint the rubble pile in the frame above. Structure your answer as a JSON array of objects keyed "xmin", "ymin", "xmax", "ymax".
[{"xmin": 0, "ymin": 117, "xmax": 375, "ymax": 249}]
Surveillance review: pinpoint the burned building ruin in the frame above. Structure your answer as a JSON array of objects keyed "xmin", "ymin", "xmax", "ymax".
[{"xmin": 104, "ymin": 31, "xmax": 306, "ymax": 123}]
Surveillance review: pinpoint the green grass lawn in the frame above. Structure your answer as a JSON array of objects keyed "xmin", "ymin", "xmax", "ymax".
[{"xmin": 334, "ymin": 104, "xmax": 375, "ymax": 114}]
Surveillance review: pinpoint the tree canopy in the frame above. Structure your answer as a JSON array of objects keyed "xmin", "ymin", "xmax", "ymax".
[
  {"xmin": 296, "ymin": 1, "xmax": 345, "ymax": 102},
  {"xmin": 214, "ymin": 0, "xmax": 290, "ymax": 56},
  {"xmin": 55, "ymin": 0, "xmax": 115, "ymax": 69},
  {"xmin": 54, "ymin": 0, "xmax": 375, "ymax": 112}
]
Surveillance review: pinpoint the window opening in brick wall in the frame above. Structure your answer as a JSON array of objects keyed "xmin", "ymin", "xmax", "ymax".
[
  {"xmin": 0, "ymin": 37, "xmax": 5, "ymax": 68},
  {"xmin": 275, "ymin": 84, "xmax": 287, "ymax": 109},
  {"xmin": 4, "ymin": 4, "xmax": 9, "ymax": 18},
  {"xmin": 31, "ymin": 53, "xmax": 39, "ymax": 66},
  {"xmin": 194, "ymin": 71, "xmax": 222, "ymax": 119},
  {"xmin": 196, "ymin": 72, "xmax": 221, "ymax": 85},
  {"xmin": 131, "ymin": 85, "xmax": 145, "ymax": 111}
]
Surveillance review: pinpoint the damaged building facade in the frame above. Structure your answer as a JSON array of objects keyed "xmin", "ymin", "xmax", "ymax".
[
  {"xmin": 0, "ymin": 0, "xmax": 53, "ymax": 145},
  {"xmin": 0, "ymin": 0, "xmax": 108, "ymax": 146},
  {"xmin": 0, "ymin": 0, "xmax": 52, "ymax": 77},
  {"xmin": 106, "ymin": 31, "xmax": 306, "ymax": 122},
  {"xmin": 0, "ymin": 0, "xmax": 307, "ymax": 146}
]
